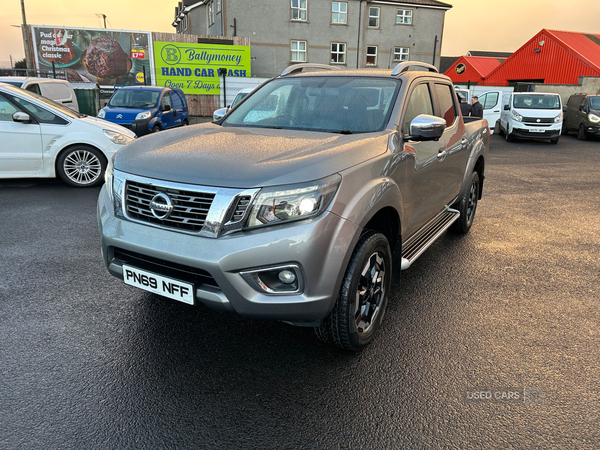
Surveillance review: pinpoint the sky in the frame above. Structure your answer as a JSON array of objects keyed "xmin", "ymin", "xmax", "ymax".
[{"xmin": 1, "ymin": 0, "xmax": 600, "ymax": 64}]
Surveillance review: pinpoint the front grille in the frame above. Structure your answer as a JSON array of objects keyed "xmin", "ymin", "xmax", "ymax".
[
  {"xmin": 231, "ymin": 196, "xmax": 251, "ymax": 223},
  {"xmin": 120, "ymin": 124, "xmax": 134, "ymax": 130},
  {"xmin": 523, "ymin": 117, "xmax": 554, "ymax": 124},
  {"xmin": 125, "ymin": 180, "xmax": 215, "ymax": 232},
  {"xmin": 113, "ymin": 247, "xmax": 219, "ymax": 288}
]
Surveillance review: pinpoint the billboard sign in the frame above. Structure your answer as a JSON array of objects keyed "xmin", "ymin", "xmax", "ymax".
[
  {"xmin": 31, "ymin": 25, "xmax": 154, "ymax": 87},
  {"xmin": 153, "ymin": 41, "xmax": 251, "ymax": 95}
]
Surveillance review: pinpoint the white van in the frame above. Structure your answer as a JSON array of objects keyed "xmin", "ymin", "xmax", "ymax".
[
  {"xmin": 495, "ymin": 92, "xmax": 563, "ymax": 144},
  {"xmin": 0, "ymin": 77, "xmax": 79, "ymax": 112}
]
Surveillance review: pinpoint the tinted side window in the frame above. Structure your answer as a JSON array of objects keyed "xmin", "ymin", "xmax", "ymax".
[
  {"xmin": 0, "ymin": 93, "xmax": 20, "ymax": 122},
  {"xmin": 567, "ymin": 96, "xmax": 582, "ymax": 108},
  {"xmin": 26, "ymin": 84, "xmax": 41, "ymax": 95},
  {"xmin": 171, "ymin": 92, "xmax": 183, "ymax": 109},
  {"xmin": 9, "ymin": 95, "xmax": 68, "ymax": 125},
  {"xmin": 404, "ymin": 83, "xmax": 434, "ymax": 132},
  {"xmin": 161, "ymin": 93, "xmax": 172, "ymax": 109},
  {"xmin": 434, "ymin": 83, "xmax": 457, "ymax": 127}
]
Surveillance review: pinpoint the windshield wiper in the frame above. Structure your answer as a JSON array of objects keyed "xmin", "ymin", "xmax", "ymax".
[{"xmin": 330, "ymin": 130, "xmax": 353, "ymax": 134}]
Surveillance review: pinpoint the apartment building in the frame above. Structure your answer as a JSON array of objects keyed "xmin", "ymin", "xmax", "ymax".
[{"xmin": 173, "ymin": 0, "xmax": 452, "ymax": 77}]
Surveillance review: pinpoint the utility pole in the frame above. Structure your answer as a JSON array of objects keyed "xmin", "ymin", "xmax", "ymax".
[{"xmin": 20, "ymin": 0, "xmax": 33, "ymax": 70}]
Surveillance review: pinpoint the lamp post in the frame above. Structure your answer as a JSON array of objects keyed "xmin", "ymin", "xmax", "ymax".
[
  {"xmin": 96, "ymin": 14, "xmax": 107, "ymax": 29},
  {"xmin": 20, "ymin": 0, "xmax": 33, "ymax": 70}
]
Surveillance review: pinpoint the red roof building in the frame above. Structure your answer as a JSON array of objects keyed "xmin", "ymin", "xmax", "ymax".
[
  {"xmin": 482, "ymin": 29, "xmax": 600, "ymax": 86},
  {"xmin": 443, "ymin": 56, "xmax": 503, "ymax": 84}
]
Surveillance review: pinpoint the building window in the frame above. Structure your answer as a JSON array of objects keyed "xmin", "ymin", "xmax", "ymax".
[
  {"xmin": 291, "ymin": 40, "xmax": 307, "ymax": 62},
  {"xmin": 182, "ymin": 15, "xmax": 188, "ymax": 33},
  {"xmin": 331, "ymin": 42, "xmax": 346, "ymax": 64},
  {"xmin": 332, "ymin": 2, "xmax": 347, "ymax": 24},
  {"xmin": 208, "ymin": 1, "xmax": 214, "ymax": 26},
  {"xmin": 393, "ymin": 47, "xmax": 409, "ymax": 62},
  {"xmin": 292, "ymin": 0, "xmax": 308, "ymax": 21},
  {"xmin": 366, "ymin": 46, "xmax": 377, "ymax": 66},
  {"xmin": 216, "ymin": 0, "xmax": 222, "ymax": 13},
  {"xmin": 368, "ymin": 7, "xmax": 380, "ymax": 28},
  {"xmin": 396, "ymin": 9, "xmax": 412, "ymax": 24}
]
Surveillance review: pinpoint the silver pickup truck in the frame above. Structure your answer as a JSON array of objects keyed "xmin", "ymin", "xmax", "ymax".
[{"xmin": 98, "ymin": 62, "xmax": 489, "ymax": 351}]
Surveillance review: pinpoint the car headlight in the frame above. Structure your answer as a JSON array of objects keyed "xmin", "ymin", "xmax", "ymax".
[
  {"xmin": 511, "ymin": 110, "xmax": 523, "ymax": 122},
  {"xmin": 103, "ymin": 129, "xmax": 134, "ymax": 145},
  {"xmin": 246, "ymin": 174, "xmax": 341, "ymax": 229},
  {"xmin": 105, "ymin": 153, "xmax": 116, "ymax": 200},
  {"xmin": 589, "ymin": 113, "xmax": 600, "ymax": 124},
  {"xmin": 135, "ymin": 111, "xmax": 152, "ymax": 120},
  {"xmin": 97, "ymin": 109, "xmax": 106, "ymax": 119},
  {"xmin": 554, "ymin": 113, "xmax": 563, "ymax": 123}
]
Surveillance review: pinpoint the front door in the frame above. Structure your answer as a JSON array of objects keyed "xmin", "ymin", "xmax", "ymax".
[{"xmin": 0, "ymin": 93, "xmax": 43, "ymax": 175}]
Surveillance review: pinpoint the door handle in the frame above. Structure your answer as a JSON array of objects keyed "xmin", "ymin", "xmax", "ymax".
[
  {"xmin": 437, "ymin": 149, "xmax": 447, "ymax": 161},
  {"xmin": 493, "ymin": 110, "xmax": 499, "ymax": 112}
]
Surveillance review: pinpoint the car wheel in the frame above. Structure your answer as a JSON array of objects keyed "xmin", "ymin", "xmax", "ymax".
[
  {"xmin": 550, "ymin": 138, "xmax": 559, "ymax": 145},
  {"xmin": 315, "ymin": 231, "xmax": 391, "ymax": 351},
  {"xmin": 56, "ymin": 146, "xmax": 106, "ymax": 188},
  {"xmin": 452, "ymin": 171, "xmax": 480, "ymax": 234},
  {"xmin": 495, "ymin": 121, "xmax": 504, "ymax": 135},
  {"xmin": 182, "ymin": 119, "xmax": 189, "ymax": 126},
  {"xmin": 577, "ymin": 124, "xmax": 587, "ymax": 141},
  {"xmin": 153, "ymin": 124, "xmax": 161, "ymax": 133}
]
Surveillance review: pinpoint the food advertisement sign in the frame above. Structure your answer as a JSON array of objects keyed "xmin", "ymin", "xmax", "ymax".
[
  {"xmin": 153, "ymin": 41, "xmax": 251, "ymax": 95},
  {"xmin": 31, "ymin": 25, "xmax": 154, "ymax": 87}
]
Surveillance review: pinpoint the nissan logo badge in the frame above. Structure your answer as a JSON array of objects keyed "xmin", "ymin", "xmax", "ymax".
[{"xmin": 149, "ymin": 193, "xmax": 174, "ymax": 219}]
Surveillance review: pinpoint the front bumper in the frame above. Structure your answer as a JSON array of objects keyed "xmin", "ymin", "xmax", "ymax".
[
  {"xmin": 98, "ymin": 185, "xmax": 358, "ymax": 323},
  {"xmin": 511, "ymin": 126, "xmax": 561, "ymax": 140}
]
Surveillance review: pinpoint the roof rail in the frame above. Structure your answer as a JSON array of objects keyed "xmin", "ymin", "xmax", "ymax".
[
  {"xmin": 391, "ymin": 62, "xmax": 438, "ymax": 76},
  {"xmin": 281, "ymin": 64, "xmax": 342, "ymax": 76}
]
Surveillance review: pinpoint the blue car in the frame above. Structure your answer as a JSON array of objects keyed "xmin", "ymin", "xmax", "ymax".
[{"xmin": 98, "ymin": 86, "xmax": 189, "ymax": 136}]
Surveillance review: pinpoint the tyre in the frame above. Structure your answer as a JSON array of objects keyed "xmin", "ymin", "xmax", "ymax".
[
  {"xmin": 182, "ymin": 119, "xmax": 189, "ymax": 126},
  {"xmin": 315, "ymin": 231, "xmax": 392, "ymax": 351},
  {"xmin": 495, "ymin": 121, "xmax": 504, "ymax": 135},
  {"xmin": 577, "ymin": 124, "xmax": 587, "ymax": 141},
  {"xmin": 153, "ymin": 124, "xmax": 161, "ymax": 133},
  {"xmin": 550, "ymin": 138, "xmax": 559, "ymax": 145},
  {"xmin": 452, "ymin": 171, "xmax": 480, "ymax": 234},
  {"xmin": 56, "ymin": 146, "xmax": 106, "ymax": 188}
]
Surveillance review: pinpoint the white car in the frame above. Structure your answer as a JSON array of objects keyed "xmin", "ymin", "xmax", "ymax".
[
  {"xmin": 213, "ymin": 88, "xmax": 253, "ymax": 121},
  {"xmin": 0, "ymin": 76, "xmax": 80, "ymax": 112},
  {"xmin": 0, "ymin": 82, "xmax": 135, "ymax": 187}
]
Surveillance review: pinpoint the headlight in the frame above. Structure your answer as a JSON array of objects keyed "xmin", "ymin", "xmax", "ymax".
[
  {"xmin": 589, "ymin": 113, "xmax": 600, "ymax": 123},
  {"xmin": 105, "ymin": 153, "xmax": 116, "ymax": 200},
  {"xmin": 103, "ymin": 129, "xmax": 134, "ymax": 145},
  {"xmin": 511, "ymin": 110, "xmax": 523, "ymax": 122},
  {"xmin": 554, "ymin": 113, "xmax": 563, "ymax": 123},
  {"xmin": 135, "ymin": 111, "xmax": 152, "ymax": 120},
  {"xmin": 246, "ymin": 174, "xmax": 341, "ymax": 229},
  {"xmin": 97, "ymin": 109, "xmax": 106, "ymax": 119}
]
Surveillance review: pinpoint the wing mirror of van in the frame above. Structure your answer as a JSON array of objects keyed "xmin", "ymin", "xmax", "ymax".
[
  {"xmin": 162, "ymin": 104, "xmax": 172, "ymax": 112},
  {"xmin": 12, "ymin": 112, "xmax": 32, "ymax": 123},
  {"xmin": 503, "ymin": 104, "xmax": 510, "ymax": 111},
  {"xmin": 405, "ymin": 114, "xmax": 446, "ymax": 141}
]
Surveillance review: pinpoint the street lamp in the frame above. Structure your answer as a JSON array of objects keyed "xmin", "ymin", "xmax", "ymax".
[{"xmin": 95, "ymin": 14, "xmax": 107, "ymax": 29}]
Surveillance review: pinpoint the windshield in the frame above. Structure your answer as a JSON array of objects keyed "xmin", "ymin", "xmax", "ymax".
[
  {"xmin": 589, "ymin": 96, "xmax": 600, "ymax": 110},
  {"xmin": 223, "ymin": 76, "xmax": 400, "ymax": 133},
  {"xmin": 108, "ymin": 89, "xmax": 160, "ymax": 109},
  {"xmin": 512, "ymin": 94, "xmax": 561, "ymax": 110},
  {"xmin": 0, "ymin": 83, "xmax": 83, "ymax": 118},
  {"xmin": 0, "ymin": 81, "xmax": 23, "ymax": 87}
]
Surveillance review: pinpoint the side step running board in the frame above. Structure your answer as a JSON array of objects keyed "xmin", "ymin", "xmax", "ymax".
[{"xmin": 401, "ymin": 208, "xmax": 460, "ymax": 270}]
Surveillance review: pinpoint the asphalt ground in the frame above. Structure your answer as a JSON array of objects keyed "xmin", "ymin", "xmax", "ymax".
[{"xmin": 0, "ymin": 132, "xmax": 598, "ymax": 449}]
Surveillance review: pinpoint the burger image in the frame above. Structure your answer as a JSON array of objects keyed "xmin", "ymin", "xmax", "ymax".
[{"xmin": 82, "ymin": 37, "xmax": 130, "ymax": 78}]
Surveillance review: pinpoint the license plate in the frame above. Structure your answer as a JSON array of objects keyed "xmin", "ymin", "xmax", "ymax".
[
  {"xmin": 122, "ymin": 264, "xmax": 194, "ymax": 305},
  {"xmin": 529, "ymin": 128, "xmax": 545, "ymax": 133}
]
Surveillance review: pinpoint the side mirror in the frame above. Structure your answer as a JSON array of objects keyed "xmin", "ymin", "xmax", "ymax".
[
  {"xmin": 13, "ymin": 112, "xmax": 31, "ymax": 123},
  {"xmin": 162, "ymin": 104, "xmax": 172, "ymax": 112},
  {"xmin": 503, "ymin": 104, "xmax": 510, "ymax": 110},
  {"xmin": 405, "ymin": 114, "xmax": 446, "ymax": 141},
  {"xmin": 579, "ymin": 104, "xmax": 585, "ymax": 111}
]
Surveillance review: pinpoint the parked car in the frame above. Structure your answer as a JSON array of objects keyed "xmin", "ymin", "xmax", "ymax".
[
  {"xmin": 0, "ymin": 76, "xmax": 79, "ymax": 112},
  {"xmin": 495, "ymin": 92, "xmax": 563, "ymax": 144},
  {"xmin": 98, "ymin": 86, "xmax": 189, "ymax": 136},
  {"xmin": 98, "ymin": 62, "xmax": 489, "ymax": 351},
  {"xmin": 563, "ymin": 93, "xmax": 600, "ymax": 140},
  {"xmin": 0, "ymin": 82, "xmax": 135, "ymax": 187},
  {"xmin": 212, "ymin": 87, "xmax": 253, "ymax": 121}
]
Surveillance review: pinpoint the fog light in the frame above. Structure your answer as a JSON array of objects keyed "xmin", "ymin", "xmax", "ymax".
[
  {"xmin": 240, "ymin": 264, "xmax": 304, "ymax": 294},
  {"xmin": 278, "ymin": 270, "xmax": 296, "ymax": 284}
]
